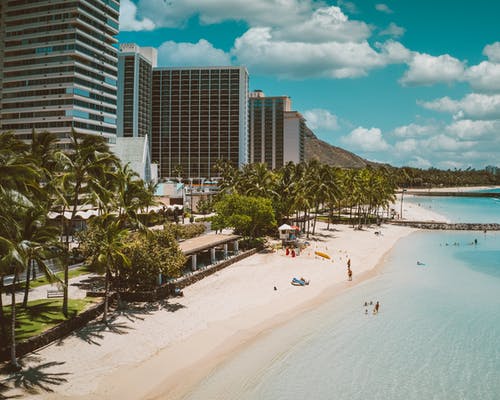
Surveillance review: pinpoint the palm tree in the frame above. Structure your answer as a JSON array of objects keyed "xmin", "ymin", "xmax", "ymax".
[
  {"xmin": 20, "ymin": 207, "xmax": 60, "ymax": 307},
  {"xmin": 91, "ymin": 214, "xmax": 130, "ymax": 324},
  {"xmin": 54, "ymin": 129, "xmax": 118, "ymax": 317},
  {"xmin": 0, "ymin": 188, "xmax": 58, "ymax": 369}
]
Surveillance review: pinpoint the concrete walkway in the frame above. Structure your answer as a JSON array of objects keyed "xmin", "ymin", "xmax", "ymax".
[{"xmin": 1, "ymin": 273, "xmax": 97, "ymax": 306}]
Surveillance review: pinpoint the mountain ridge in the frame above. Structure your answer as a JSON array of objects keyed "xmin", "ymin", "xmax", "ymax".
[{"xmin": 304, "ymin": 127, "xmax": 380, "ymax": 168}]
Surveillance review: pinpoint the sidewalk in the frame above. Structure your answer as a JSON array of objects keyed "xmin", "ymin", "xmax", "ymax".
[{"xmin": 1, "ymin": 273, "xmax": 97, "ymax": 306}]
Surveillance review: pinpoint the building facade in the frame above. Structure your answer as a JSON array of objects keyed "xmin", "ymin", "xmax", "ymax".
[
  {"xmin": 117, "ymin": 43, "xmax": 156, "ymax": 138},
  {"xmin": 249, "ymin": 90, "xmax": 304, "ymax": 169},
  {"xmin": 283, "ymin": 111, "xmax": 306, "ymax": 165},
  {"xmin": 0, "ymin": 0, "xmax": 120, "ymax": 144},
  {"xmin": 151, "ymin": 66, "xmax": 249, "ymax": 179}
]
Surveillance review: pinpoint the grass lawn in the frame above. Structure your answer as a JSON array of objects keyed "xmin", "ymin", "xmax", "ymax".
[
  {"xmin": 1, "ymin": 297, "xmax": 99, "ymax": 342},
  {"xmin": 28, "ymin": 265, "xmax": 95, "ymax": 289}
]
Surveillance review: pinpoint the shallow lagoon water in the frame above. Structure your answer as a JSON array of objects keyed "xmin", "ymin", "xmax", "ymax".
[
  {"xmin": 185, "ymin": 231, "xmax": 500, "ymax": 400},
  {"xmin": 406, "ymin": 189, "xmax": 500, "ymax": 223},
  {"xmin": 185, "ymin": 202, "xmax": 500, "ymax": 400}
]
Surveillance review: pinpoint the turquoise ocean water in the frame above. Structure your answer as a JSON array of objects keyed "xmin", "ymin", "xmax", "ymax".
[
  {"xmin": 406, "ymin": 188, "xmax": 500, "ymax": 223},
  {"xmin": 185, "ymin": 196, "xmax": 500, "ymax": 400}
]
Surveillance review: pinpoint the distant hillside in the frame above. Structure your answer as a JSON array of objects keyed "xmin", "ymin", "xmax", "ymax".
[{"xmin": 304, "ymin": 127, "xmax": 377, "ymax": 168}]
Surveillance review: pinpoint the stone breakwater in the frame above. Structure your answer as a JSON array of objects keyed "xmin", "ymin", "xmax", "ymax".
[{"xmin": 389, "ymin": 221, "xmax": 500, "ymax": 230}]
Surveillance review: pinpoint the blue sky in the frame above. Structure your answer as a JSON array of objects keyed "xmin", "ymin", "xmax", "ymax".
[{"xmin": 118, "ymin": 0, "xmax": 500, "ymax": 169}]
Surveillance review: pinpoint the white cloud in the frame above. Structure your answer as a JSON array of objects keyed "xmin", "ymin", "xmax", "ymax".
[
  {"xmin": 158, "ymin": 39, "xmax": 231, "ymax": 67},
  {"xmin": 400, "ymin": 53, "xmax": 466, "ymax": 86},
  {"xmin": 119, "ymin": 0, "xmax": 155, "ymax": 31},
  {"xmin": 393, "ymin": 123, "xmax": 436, "ymax": 138},
  {"xmin": 445, "ymin": 119, "xmax": 500, "ymax": 140},
  {"xmin": 465, "ymin": 61, "xmax": 500, "ymax": 92},
  {"xmin": 377, "ymin": 40, "xmax": 412, "ymax": 63},
  {"xmin": 394, "ymin": 138, "xmax": 418, "ymax": 153},
  {"xmin": 483, "ymin": 42, "xmax": 500, "ymax": 63},
  {"xmin": 341, "ymin": 127, "xmax": 390, "ymax": 151},
  {"xmin": 425, "ymin": 134, "xmax": 476, "ymax": 152},
  {"xmin": 419, "ymin": 93, "xmax": 500, "ymax": 120},
  {"xmin": 380, "ymin": 22, "xmax": 405, "ymax": 38},
  {"xmin": 337, "ymin": 0, "xmax": 358, "ymax": 14},
  {"xmin": 136, "ymin": 0, "xmax": 314, "ymax": 28},
  {"xmin": 273, "ymin": 6, "xmax": 371, "ymax": 43},
  {"xmin": 303, "ymin": 109, "xmax": 340, "ymax": 131},
  {"xmin": 232, "ymin": 27, "xmax": 405, "ymax": 79},
  {"xmin": 407, "ymin": 156, "xmax": 432, "ymax": 169},
  {"xmin": 375, "ymin": 3, "xmax": 393, "ymax": 14}
]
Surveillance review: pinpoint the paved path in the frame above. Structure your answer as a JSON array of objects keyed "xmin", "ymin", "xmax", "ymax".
[{"xmin": 1, "ymin": 273, "xmax": 97, "ymax": 306}]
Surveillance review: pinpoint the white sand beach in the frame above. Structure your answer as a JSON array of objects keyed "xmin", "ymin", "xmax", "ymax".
[{"xmin": 7, "ymin": 202, "xmax": 446, "ymax": 400}]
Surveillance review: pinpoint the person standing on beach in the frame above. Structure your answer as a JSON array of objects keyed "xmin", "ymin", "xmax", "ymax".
[
  {"xmin": 347, "ymin": 258, "xmax": 351, "ymax": 269},
  {"xmin": 373, "ymin": 301, "xmax": 380, "ymax": 314},
  {"xmin": 347, "ymin": 266, "xmax": 352, "ymax": 281}
]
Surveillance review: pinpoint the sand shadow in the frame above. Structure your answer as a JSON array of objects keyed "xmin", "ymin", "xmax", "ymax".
[
  {"xmin": 116, "ymin": 301, "xmax": 159, "ymax": 323},
  {"xmin": 160, "ymin": 301, "xmax": 186, "ymax": 313},
  {"xmin": 1, "ymin": 357, "xmax": 69, "ymax": 396},
  {"xmin": 73, "ymin": 315, "xmax": 132, "ymax": 346}
]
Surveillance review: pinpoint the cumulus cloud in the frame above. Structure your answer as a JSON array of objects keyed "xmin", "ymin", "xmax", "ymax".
[
  {"xmin": 337, "ymin": 0, "xmax": 358, "ymax": 14},
  {"xmin": 483, "ymin": 42, "xmax": 500, "ymax": 63},
  {"xmin": 136, "ymin": 0, "xmax": 314, "ymax": 28},
  {"xmin": 419, "ymin": 93, "xmax": 500, "ymax": 120},
  {"xmin": 341, "ymin": 127, "xmax": 390, "ymax": 151},
  {"xmin": 445, "ymin": 119, "xmax": 500, "ymax": 140},
  {"xmin": 303, "ymin": 109, "xmax": 340, "ymax": 131},
  {"xmin": 158, "ymin": 39, "xmax": 231, "ymax": 67},
  {"xmin": 375, "ymin": 3, "xmax": 393, "ymax": 14},
  {"xmin": 380, "ymin": 22, "xmax": 405, "ymax": 38},
  {"xmin": 400, "ymin": 53, "xmax": 466, "ymax": 86},
  {"xmin": 273, "ymin": 6, "xmax": 371, "ymax": 43},
  {"xmin": 119, "ymin": 0, "xmax": 155, "ymax": 31},
  {"xmin": 232, "ymin": 27, "xmax": 406, "ymax": 79},
  {"xmin": 407, "ymin": 156, "xmax": 432, "ymax": 169},
  {"xmin": 465, "ymin": 61, "xmax": 500, "ymax": 92},
  {"xmin": 393, "ymin": 123, "xmax": 436, "ymax": 138}
]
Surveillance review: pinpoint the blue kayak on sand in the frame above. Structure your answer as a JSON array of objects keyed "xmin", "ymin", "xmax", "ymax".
[{"xmin": 291, "ymin": 277, "xmax": 309, "ymax": 286}]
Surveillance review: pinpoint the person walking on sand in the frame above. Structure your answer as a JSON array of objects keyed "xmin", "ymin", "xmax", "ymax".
[
  {"xmin": 373, "ymin": 301, "xmax": 380, "ymax": 314},
  {"xmin": 347, "ymin": 266, "xmax": 352, "ymax": 281},
  {"xmin": 347, "ymin": 258, "xmax": 351, "ymax": 269}
]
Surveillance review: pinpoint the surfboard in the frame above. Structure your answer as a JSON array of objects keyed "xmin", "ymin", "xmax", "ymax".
[{"xmin": 315, "ymin": 251, "xmax": 331, "ymax": 259}]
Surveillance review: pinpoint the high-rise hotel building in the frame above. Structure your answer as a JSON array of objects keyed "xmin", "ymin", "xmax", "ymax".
[
  {"xmin": 117, "ymin": 43, "xmax": 156, "ymax": 138},
  {"xmin": 0, "ymin": 0, "xmax": 120, "ymax": 144},
  {"xmin": 249, "ymin": 90, "xmax": 305, "ymax": 169},
  {"xmin": 151, "ymin": 66, "xmax": 249, "ymax": 179}
]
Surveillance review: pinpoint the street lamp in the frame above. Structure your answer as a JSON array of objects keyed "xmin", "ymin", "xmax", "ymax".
[
  {"xmin": 400, "ymin": 189, "xmax": 407, "ymax": 219},
  {"xmin": 189, "ymin": 178, "xmax": 194, "ymax": 223}
]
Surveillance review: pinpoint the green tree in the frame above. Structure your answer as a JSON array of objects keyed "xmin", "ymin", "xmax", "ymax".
[
  {"xmin": 212, "ymin": 194, "xmax": 277, "ymax": 239},
  {"xmin": 90, "ymin": 214, "xmax": 130, "ymax": 324},
  {"xmin": 54, "ymin": 130, "xmax": 118, "ymax": 317}
]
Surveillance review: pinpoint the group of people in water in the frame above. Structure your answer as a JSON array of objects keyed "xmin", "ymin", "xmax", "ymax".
[{"xmin": 363, "ymin": 301, "xmax": 380, "ymax": 315}]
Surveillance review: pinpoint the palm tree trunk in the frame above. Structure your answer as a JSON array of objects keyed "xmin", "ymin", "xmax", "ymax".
[
  {"xmin": 62, "ymin": 217, "xmax": 69, "ymax": 318},
  {"xmin": 0, "ymin": 275, "xmax": 6, "ymax": 339},
  {"xmin": 103, "ymin": 266, "xmax": 110, "ymax": 324},
  {"xmin": 22, "ymin": 261, "xmax": 31, "ymax": 308},
  {"xmin": 10, "ymin": 273, "xmax": 20, "ymax": 369}
]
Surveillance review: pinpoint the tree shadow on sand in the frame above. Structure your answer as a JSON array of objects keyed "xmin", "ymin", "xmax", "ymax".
[
  {"xmin": 1, "ymin": 357, "xmax": 69, "ymax": 396},
  {"xmin": 72, "ymin": 315, "xmax": 132, "ymax": 346},
  {"xmin": 0, "ymin": 380, "xmax": 22, "ymax": 400}
]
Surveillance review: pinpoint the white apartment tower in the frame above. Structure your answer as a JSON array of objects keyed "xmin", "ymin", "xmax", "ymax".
[
  {"xmin": 117, "ymin": 43, "xmax": 157, "ymax": 138},
  {"xmin": 249, "ymin": 90, "xmax": 304, "ymax": 169},
  {"xmin": 0, "ymin": 0, "xmax": 120, "ymax": 144}
]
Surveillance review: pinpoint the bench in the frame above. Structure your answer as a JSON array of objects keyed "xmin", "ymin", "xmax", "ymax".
[{"xmin": 46, "ymin": 290, "xmax": 64, "ymax": 298}]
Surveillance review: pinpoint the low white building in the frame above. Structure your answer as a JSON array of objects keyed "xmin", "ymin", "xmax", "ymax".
[{"xmin": 111, "ymin": 135, "xmax": 158, "ymax": 183}]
